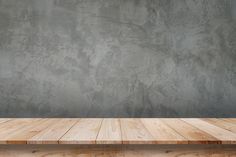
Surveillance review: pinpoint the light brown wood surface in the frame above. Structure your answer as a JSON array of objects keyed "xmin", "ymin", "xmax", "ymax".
[
  {"xmin": 96, "ymin": 118, "xmax": 122, "ymax": 144},
  {"xmin": 162, "ymin": 118, "xmax": 219, "ymax": 144},
  {"xmin": 0, "ymin": 118, "xmax": 11, "ymax": 124},
  {"xmin": 141, "ymin": 118, "xmax": 186, "ymax": 144},
  {"xmin": 202, "ymin": 118, "xmax": 236, "ymax": 133},
  {"xmin": 120, "ymin": 118, "xmax": 155, "ymax": 144},
  {"xmin": 59, "ymin": 118, "xmax": 102, "ymax": 144},
  {"xmin": 182, "ymin": 118, "xmax": 236, "ymax": 144},
  {"xmin": 0, "ymin": 145, "xmax": 236, "ymax": 157},
  {"xmin": 28, "ymin": 119, "xmax": 78, "ymax": 144},
  {"xmin": 6, "ymin": 119, "xmax": 48, "ymax": 144},
  {"xmin": 0, "ymin": 119, "xmax": 41, "ymax": 144},
  {"xmin": 222, "ymin": 118, "xmax": 236, "ymax": 124},
  {"xmin": 0, "ymin": 118, "xmax": 236, "ymax": 144}
]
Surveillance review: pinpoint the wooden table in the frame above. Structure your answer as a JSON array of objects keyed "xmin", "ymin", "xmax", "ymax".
[{"xmin": 0, "ymin": 118, "xmax": 236, "ymax": 156}]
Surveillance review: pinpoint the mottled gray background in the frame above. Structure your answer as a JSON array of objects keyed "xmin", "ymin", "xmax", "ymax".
[{"xmin": 0, "ymin": 0, "xmax": 236, "ymax": 117}]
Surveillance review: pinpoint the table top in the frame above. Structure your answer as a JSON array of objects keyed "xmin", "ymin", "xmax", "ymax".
[{"xmin": 0, "ymin": 118, "xmax": 235, "ymax": 144}]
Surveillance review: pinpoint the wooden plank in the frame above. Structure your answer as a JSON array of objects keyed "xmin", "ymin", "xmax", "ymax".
[
  {"xmin": 222, "ymin": 118, "xmax": 236, "ymax": 125},
  {"xmin": 0, "ymin": 119, "xmax": 41, "ymax": 144},
  {"xmin": 6, "ymin": 119, "xmax": 55, "ymax": 144},
  {"xmin": 182, "ymin": 118, "xmax": 236, "ymax": 144},
  {"xmin": 124, "ymin": 145, "xmax": 236, "ymax": 157},
  {"xmin": 59, "ymin": 118, "xmax": 103, "ymax": 144},
  {"xmin": 0, "ymin": 145, "xmax": 236, "ymax": 157},
  {"xmin": 1, "ymin": 118, "xmax": 236, "ymax": 145},
  {"xmin": 162, "ymin": 119, "xmax": 219, "ymax": 144},
  {"xmin": 141, "ymin": 118, "xmax": 186, "ymax": 144},
  {"xmin": 0, "ymin": 119, "xmax": 12, "ymax": 125},
  {"xmin": 28, "ymin": 119, "xmax": 78, "ymax": 144},
  {"xmin": 6, "ymin": 119, "xmax": 49, "ymax": 144},
  {"xmin": 120, "ymin": 118, "xmax": 155, "ymax": 144},
  {"xmin": 96, "ymin": 118, "xmax": 122, "ymax": 144},
  {"xmin": 202, "ymin": 118, "xmax": 236, "ymax": 134}
]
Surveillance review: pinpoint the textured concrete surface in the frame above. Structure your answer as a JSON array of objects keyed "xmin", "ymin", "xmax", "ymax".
[{"xmin": 0, "ymin": 0, "xmax": 235, "ymax": 117}]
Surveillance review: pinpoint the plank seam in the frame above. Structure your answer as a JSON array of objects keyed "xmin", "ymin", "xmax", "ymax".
[
  {"xmin": 118, "ymin": 119, "xmax": 123, "ymax": 144},
  {"xmin": 0, "ymin": 119, "xmax": 42, "ymax": 144},
  {"xmin": 222, "ymin": 119, "xmax": 236, "ymax": 125},
  {"xmin": 159, "ymin": 119, "xmax": 188, "ymax": 141},
  {"xmin": 162, "ymin": 119, "xmax": 219, "ymax": 144},
  {"xmin": 27, "ymin": 118, "xmax": 58, "ymax": 144},
  {"xmin": 95, "ymin": 119, "xmax": 104, "ymax": 144},
  {"xmin": 181, "ymin": 119, "xmax": 227, "ymax": 144},
  {"xmin": 1, "ymin": 118, "xmax": 236, "ymax": 145},
  {"xmin": 6, "ymin": 119, "xmax": 47, "ymax": 144},
  {"xmin": 203, "ymin": 118, "xmax": 236, "ymax": 133},
  {"xmin": 58, "ymin": 119, "xmax": 80, "ymax": 144},
  {"xmin": 200, "ymin": 118, "xmax": 236, "ymax": 140},
  {"xmin": 139, "ymin": 119, "xmax": 157, "ymax": 144},
  {"xmin": 120, "ymin": 119, "xmax": 124, "ymax": 144}
]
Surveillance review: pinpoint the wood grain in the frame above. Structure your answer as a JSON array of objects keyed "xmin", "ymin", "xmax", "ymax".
[
  {"xmin": 202, "ymin": 118, "xmax": 236, "ymax": 134},
  {"xmin": 59, "ymin": 118, "xmax": 103, "ymax": 144},
  {"xmin": 120, "ymin": 118, "xmax": 155, "ymax": 144},
  {"xmin": 96, "ymin": 118, "xmax": 122, "ymax": 144},
  {"xmin": 28, "ymin": 119, "xmax": 78, "ymax": 144},
  {"xmin": 141, "ymin": 118, "xmax": 186, "ymax": 144},
  {"xmin": 0, "ymin": 145, "xmax": 235, "ymax": 157},
  {"xmin": 0, "ymin": 119, "xmax": 41, "ymax": 144},
  {"xmin": 182, "ymin": 118, "xmax": 236, "ymax": 144},
  {"xmin": 0, "ymin": 119, "xmax": 11, "ymax": 125},
  {"xmin": 6, "ymin": 119, "xmax": 48, "ymax": 144},
  {"xmin": 222, "ymin": 118, "xmax": 236, "ymax": 124},
  {"xmin": 0, "ymin": 118, "xmax": 236, "ymax": 145},
  {"xmin": 162, "ymin": 118, "xmax": 219, "ymax": 144}
]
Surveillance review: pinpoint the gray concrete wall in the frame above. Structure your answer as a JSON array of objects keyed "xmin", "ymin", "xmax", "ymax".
[{"xmin": 0, "ymin": 0, "xmax": 235, "ymax": 117}]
